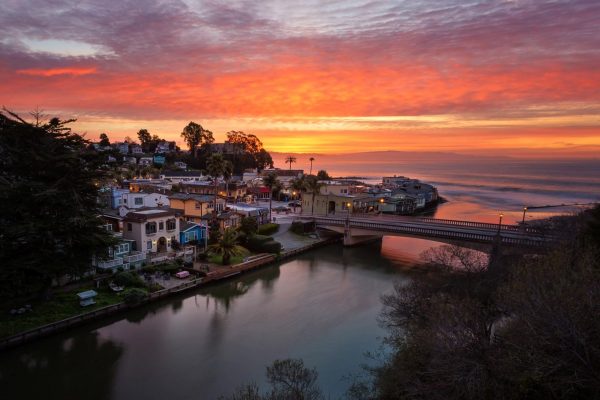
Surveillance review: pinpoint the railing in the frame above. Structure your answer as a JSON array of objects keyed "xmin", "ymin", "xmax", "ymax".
[
  {"xmin": 96, "ymin": 258, "xmax": 124, "ymax": 269},
  {"xmin": 305, "ymin": 216, "xmax": 547, "ymax": 247},
  {"xmin": 123, "ymin": 252, "xmax": 145, "ymax": 263}
]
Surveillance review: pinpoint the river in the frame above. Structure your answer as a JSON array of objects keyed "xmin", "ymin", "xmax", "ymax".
[{"xmin": 1, "ymin": 156, "xmax": 599, "ymax": 399}]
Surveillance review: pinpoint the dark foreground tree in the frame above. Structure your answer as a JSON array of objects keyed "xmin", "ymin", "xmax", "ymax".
[
  {"xmin": 0, "ymin": 110, "xmax": 115, "ymax": 300},
  {"xmin": 219, "ymin": 358, "xmax": 323, "ymax": 400}
]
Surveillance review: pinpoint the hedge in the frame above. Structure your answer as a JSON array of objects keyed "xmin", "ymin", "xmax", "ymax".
[
  {"xmin": 257, "ymin": 223, "xmax": 279, "ymax": 235},
  {"xmin": 246, "ymin": 234, "xmax": 282, "ymax": 254}
]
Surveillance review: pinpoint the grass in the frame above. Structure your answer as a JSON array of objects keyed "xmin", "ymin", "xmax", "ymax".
[
  {"xmin": 208, "ymin": 247, "xmax": 251, "ymax": 266},
  {"xmin": 0, "ymin": 287, "xmax": 122, "ymax": 339}
]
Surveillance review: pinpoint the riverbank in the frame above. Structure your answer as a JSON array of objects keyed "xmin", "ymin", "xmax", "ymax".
[{"xmin": 0, "ymin": 235, "xmax": 340, "ymax": 351}]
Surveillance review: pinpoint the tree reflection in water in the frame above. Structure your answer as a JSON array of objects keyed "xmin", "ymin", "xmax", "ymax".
[{"xmin": 0, "ymin": 332, "xmax": 123, "ymax": 400}]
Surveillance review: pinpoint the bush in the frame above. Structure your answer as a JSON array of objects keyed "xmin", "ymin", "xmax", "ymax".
[
  {"xmin": 240, "ymin": 216, "xmax": 258, "ymax": 236},
  {"xmin": 246, "ymin": 234, "xmax": 282, "ymax": 254},
  {"xmin": 122, "ymin": 288, "xmax": 148, "ymax": 305},
  {"xmin": 290, "ymin": 221, "xmax": 305, "ymax": 234},
  {"xmin": 114, "ymin": 271, "xmax": 145, "ymax": 288},
  {"xmin": 257, "ymin": 223, "xmax": 279, "ymax": 235}
]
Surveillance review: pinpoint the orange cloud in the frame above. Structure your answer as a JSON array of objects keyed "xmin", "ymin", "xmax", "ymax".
[{"xmin": 16, "ymin": 67, "xmax": 97, "ymax": 77}]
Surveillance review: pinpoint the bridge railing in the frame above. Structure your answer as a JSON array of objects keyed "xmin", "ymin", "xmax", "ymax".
[{"xmin": 305, "ymin": 217, "xmax": 545, "ymax": 247}]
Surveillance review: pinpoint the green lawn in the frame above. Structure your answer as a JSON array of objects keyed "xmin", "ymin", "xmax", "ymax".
[
  {"xmin": 0, "ymin": 288, "xmax": 122, "ymax": 339},
  {"xmin": 208, "ymin": 247, "xmax": 251, "ymax": 266}
]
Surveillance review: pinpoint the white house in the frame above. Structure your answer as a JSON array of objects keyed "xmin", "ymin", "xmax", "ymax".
[
  {"xmin": 119, "ymin": 192, "xmax": 170, "ymax": 216},
  {"xmin": 122, "ymin": 209, "xmax": 182, "ymax": 255},
  {"xmin": 131, "ymin": 145, "xmax": 143, "ymax": 154},
  {"xmin": 139, "ymin": 157, "xmax": 153, "ymax": 166},
  {"xmin": 115, "ymin": 142, "xmax": 129, "ymax": 154}
]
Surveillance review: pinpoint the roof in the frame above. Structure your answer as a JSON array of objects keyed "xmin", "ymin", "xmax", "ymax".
[
  {"xmin": 160, "ymin": 170, "xmax": 204, "ymax": 177},
  {"xmin": 123, "ymin": 207, "xmax": 180, "ymax": 222},
  {"xmin": 169, "ymin": 193, "xmax": 214, "ymax": 202},
  {"xmin": 181, "ymin": 221, "xmax": 205, "ymax": 232}
]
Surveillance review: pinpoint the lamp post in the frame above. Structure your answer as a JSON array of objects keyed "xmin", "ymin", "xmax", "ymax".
[
  {"xmin": 497, "ymin": 212, "xmax": 504, "ymax": 234},
  {"xmin": 522, "ymin": 207, "xmax": 528, "ymax": 224}
]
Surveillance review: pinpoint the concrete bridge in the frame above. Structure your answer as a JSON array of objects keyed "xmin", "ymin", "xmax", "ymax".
[{"xmin": 296, "ymin": 214, "xmax": 549, "ymax": 249}]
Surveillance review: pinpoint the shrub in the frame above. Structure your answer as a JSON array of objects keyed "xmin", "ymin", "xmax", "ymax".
[
  {"xmin": 290, "ymin": 221, "xmax": 305, "ymax": 234},
  {"xmin": 239, "ymin": 216, "xmax": 258, "ymax": 236},
  {"xmin": 258, "ymin": 223, "xmax": 279, "ymax": 235},
  {"xmin": 122, "ymin": 288, "xmax": 148, "ymax": 305},
  {"xmin": 114, "ymin": 271, "xmax": 145, "ymax": 288},
  {"xmin": 246, "ymin": 235, "xmax": 282, "ymax": 254}
]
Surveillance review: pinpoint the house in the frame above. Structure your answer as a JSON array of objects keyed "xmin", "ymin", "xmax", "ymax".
[
  {"xmin": 227, "ymin": 203, "xmax": 270, "ymax": 225},
  {"xmin": 127, "ymin": 179, "xmax": 172, "ymax": 194},
  {"xmin": 122, "ymin": 209, "xmax": 182, "ymax": 255},
  {"xmin": 153, "ymin": 154, "xmax": 166, "ymax": 165},
  {"xmin": 93, "ymin": 236, "xmax": 145, "ymax": 272},
  {"xmin": 115, "ymin": 142, "xmax": 129, "ymax": 154},
  {"xmin": 208, "ymin": 142, "xmax": 244, "ymax": 155},
  {"xmin": 179, "ymin": 180, "xmax": 248, "ymax": 202},
  {"xmin": 155, "ymin": 141, "xmax": 175, "ymax": 153},
  {"xmin": 301, "ymin": 193, "xmax": 372, "ymax": 216},
  {"xmin": 261, "ymin": 168, "xmax": 304, "ymax": 188},
  {"xmin": 131, "ymin": 145, "xmax": 143, "ymax": 154},
  {"xmin": 106, "ymin": 187, "xmax": 130, "ymax": 209},
  {"xmin": 201, "ymin": 211, "xmax": 241, "ymax": 231},
  {"xmin": 139, "ymin": 157, "xmax": 153, "ymax": 166},
  {"xmin": 119, "ymin": 192, "xmax": 170, "ymax": 216},
  {"xmin": 125, "ymin": 156, "xmax": 137, "ymax": 165},
  {"xmin": 168, "ymin": 193, "xmax": 225, "ymax": 223},
  {"xmin": 159, "ymin": 170, "xmax": 205, "ymax": 183},
  {"xmin": 174, "ymin": 161, "xmax": 187, "ymax": 170},
  {"xmin": 179, "ymin": 221, "xmax": 207, "ymax": 245}
]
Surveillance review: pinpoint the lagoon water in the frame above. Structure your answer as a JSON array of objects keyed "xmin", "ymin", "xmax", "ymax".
[{"xmin": 1, "ymin": 157, "xmax": 599, "ymax": 399}]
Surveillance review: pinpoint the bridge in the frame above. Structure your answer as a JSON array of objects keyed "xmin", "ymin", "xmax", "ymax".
[{"xmin": 295, "ymin": 214, "xmax": 549, "ymax": 249}]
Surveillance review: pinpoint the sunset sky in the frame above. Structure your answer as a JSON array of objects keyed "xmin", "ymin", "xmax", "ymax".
[{"xmin": 1, "ymin": 0, "xmax": 599, "ymax": 156}]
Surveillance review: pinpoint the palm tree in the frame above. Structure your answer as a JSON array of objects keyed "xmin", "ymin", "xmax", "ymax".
[
  {"xmin": 285, "ymin": 155, "xmax": 297, "ymax": 170},
  {"xmin": 208, "ymin": 228, "xmax": 245, "ymax": 265},
  {"xmin": 304, "ymin": 175, "xmax": 324, "ymax": 215},
  {"xmin": 222, "ymin": 160, "xmax": 233, "ymax": 208},
  {"xmin": 290, "ymin": 176, "xmax": 305, "ymax": 213},
  {"xmin": 207, "ymin": 153, "xmax": 232, "ymax": 216},
  {"xmin": 263, "ymin": 172, "xmax": 280, "ymax": 222},
  {"xmin": 309, "ymin": 157, "xmax": 315, "ymax": 175}
]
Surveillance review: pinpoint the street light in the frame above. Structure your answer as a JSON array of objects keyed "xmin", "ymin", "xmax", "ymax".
[
  {"xmin": 497, "ymin": 212, "xmax": 504, "ymax": 234},
  {"xmin": 522, "ymin": 207, "xmax": 528, "ymax": 224}
]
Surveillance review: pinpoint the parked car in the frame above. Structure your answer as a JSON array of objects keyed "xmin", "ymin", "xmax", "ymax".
[
  {"xmin": 288, "ymin": 201, "xmax": 301, "ymax": 207},
  {"xmin": 273, "ymin": 206, "xmax": 291, "ymax": 213}
]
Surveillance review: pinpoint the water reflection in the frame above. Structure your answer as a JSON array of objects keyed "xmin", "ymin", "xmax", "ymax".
[{"xmin": 0, "ymin": 332, "xmax": 123, "ymax": 400}]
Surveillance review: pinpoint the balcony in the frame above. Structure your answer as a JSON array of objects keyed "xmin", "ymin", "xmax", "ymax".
[
  {"xmin": 96, "ymin": 258, "xmax": 124, "ymax": 270},
  {"xmin": 124, "ymin": 252, "xmax": 145, "ymax": 263}
]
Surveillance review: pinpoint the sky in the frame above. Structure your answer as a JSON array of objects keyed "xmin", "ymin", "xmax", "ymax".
[{"xmin": 1, "ymin": 0, "xmax": 599, "ymax": 156}]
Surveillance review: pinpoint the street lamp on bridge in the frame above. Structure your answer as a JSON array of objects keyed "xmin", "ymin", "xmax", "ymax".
[
  {"xmin": 497, "ymin": 212, "xmax": 504, "ymax": 234},
  {"xmin": 522, "ymin": 207, "xmax": 528, "ymax": 224}
]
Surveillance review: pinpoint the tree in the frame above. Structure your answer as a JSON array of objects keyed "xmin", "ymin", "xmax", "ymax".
[
  {"xmin": 99, "ymin": 133, "xmax": 110, "ymax": 147},
  {"xmin": 263, "ymin": 173, "xmax": 280, "ymax": 222},
  {"xmin": 207, "ymin": 153, "xmax": 232, "ymax": 216},
  {"xmin": 303, "ymin": 176, "xmax": 324, "ymax": 215},
  {"xmin": 316, "ymin": 170, "xmax": 330, "ymax": 180},
  {"xmin": 137, "ymin": 128, "xmax": 151, "ymax": 148},
  {"xmin": 256, "ymin": 149, "xmax": 274, "ymax": 171},
  {"xmin": 266, "ymin": 359, "xmax": 323, "ymax": 400},
  {"xmin": 181, "ymin": 121, "xmax": 213, "ymax": 155},
  {"xmin": 219, "ymin": 359, "xmax": 323, "ymax": 400},
  {"xmin": 285, "ymin": 155, "xmax": 297, "ymax": 170},
  {"xmin": 208, "ymin": 228, "xmax": 245, "ymax": 265},
  {"xmin": 239, "ymin": 217, "xmax": 258, "ymax": 236},
  {"xmin": 309, "ymin": 157, "xmax": 315, "ymax": 175},
  {"xmin": 0, "ymin": 110, "xmax": 116, "ymax": 299}
]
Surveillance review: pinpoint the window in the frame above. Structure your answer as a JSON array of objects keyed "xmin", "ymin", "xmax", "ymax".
[
  {"xmin": 145, "ymin": 222, "xmax": 157, "ymax": 234},
  {"xmin": 147, "ymin": 241, "xmax": 153, "ymax": 250},
  {"xmin": 185, "ymin": 231, "xmax": 197, "ymax": 242},
  {"xmin": 159, "ymin": 221, "xmax": 164, "ymax": 231},
  {"xmin": 127, "ymin": 223, "xmax": 133, "ymax": 232},
  {"xmin": 195, "ymin": 201, "xmax": 202, "ymax": 209},
  {"xmin": 134, "ymin": 197, "xmax": 143, "ymax": 205},
  {"xmin": 166, "ymin": 219, "xmax": 176, "ymax": 231},
  {"xmin": 123, "ymin": 198, "xmax": 127, "ymax": 203}
]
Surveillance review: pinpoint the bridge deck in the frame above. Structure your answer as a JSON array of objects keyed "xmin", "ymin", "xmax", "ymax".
[{"xmin": 297, "ymin": 215, "xmax": 548, "ymax": 247}]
